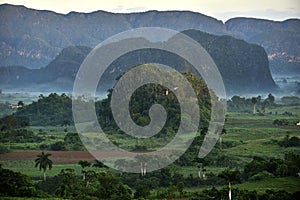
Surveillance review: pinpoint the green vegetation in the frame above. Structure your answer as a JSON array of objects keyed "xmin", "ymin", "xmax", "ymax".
[
  {"xmin": 34, "ymin": 152, "xmax": 53, "ymax": 181},
  {"xmin": 0, "ymin": 167, "xmax": 38, "ymax": 197},
  {"xmin": 0, "ymin": 73, "xmax": 300, "ymax": 199},
  {"xmin": 1, "ymin": 30, "xmax": 278, "ymax": 95},
  {"xmin": 0, "ymin": 102, "xmax": 13, "ymax": 118},
  {"xmin": 14, "ymin": 93, "xmax": 72, "ymax": 126}
]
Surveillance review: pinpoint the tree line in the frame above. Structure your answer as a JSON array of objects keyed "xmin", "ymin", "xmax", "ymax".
[{"xmin": 1, "ymin": 151, "xmax": 299, "ymax": 199}]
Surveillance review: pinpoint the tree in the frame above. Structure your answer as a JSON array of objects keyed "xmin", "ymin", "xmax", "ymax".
[
  {"xmin": 55, "ymin": 168, "xmax": 84, "ymax": 198},
  {"xmin": 78, "ymin": 160, "xmax": 91, "ymax": 180},
  {"xmin": 197, "ymin": 163, "xmax": 202, "ymax": 179},
  {"xmin": 0, "ymin": 115, "xmax": 18, "ymax": 150},
  {"xmin": 194, "ymin": 158, "xmax": 205, "ymax": 179},
  {"xmin": 251, "ymin": 97, "xmax": 257, "ymax": 114},
  {"xmin": 135, "ymin": 154, "xmax": 149, "ymax": 176},
  {"xmin": 17, "ymin": 101, "xmax": 24, "ymax": 107},
  {"xmin": 219, "ymin": 128, "xmax": 227, "ymax": 149},
  {"xmin": 218, "ymin": 169, "xmax": 242, "ymax": 200},
  {"xmin": 0, "ymin": 166, "xmax": 37, "ymax": 197},
  {"xmin": 35, "ymin": 152, "xmax": 53, "ymax": 181},
  {"xmin": 96, "ymin": 171, "xmax": 132, "ymax": 199},
  {"xmin": 134, "ymin": 185, "xmax": 150, "ymax": 199},
  {"xmin": 61, "ymin": 119, "xmax": 71, "ymax": 132},
  {"xmin": 268, "ymin": 93, "xmax": 275, "ymax": 106},
  {"xmin": 177, "ymin": 182, "xmax": 185, "ymax": 197},
  {"xmin": 218, "ymin": 169, "xmax": 242, "ymax": 184},
  {"xmin": 93, "ymin": 159, "xmax": 108, "ymax": 169},
  {"xmin": 264, "ymin": 93, "xmax": 275, "ymax": 107}
]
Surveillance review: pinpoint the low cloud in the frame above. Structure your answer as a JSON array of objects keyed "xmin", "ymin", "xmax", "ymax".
[{"xmin": 216, "ymin": 9, "xmax": 300, "ymax": 22}]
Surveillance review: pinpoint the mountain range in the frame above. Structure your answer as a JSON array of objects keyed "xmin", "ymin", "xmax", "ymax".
[
  {"xmin": 0, "ymin": 4, "xmax": 299, "ymax": 94},
  {"xmin": 0, "ymin": 30, "xmax": 277, "ymax": 95},
  {"xmin": 0, "ymin": 4, "xmax": 299, "ymax": 76}
]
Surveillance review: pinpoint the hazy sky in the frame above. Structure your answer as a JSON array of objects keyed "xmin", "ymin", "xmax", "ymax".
[{"xmin": 0, "ymin": 0, "xmax": 299, "ymax": 22}]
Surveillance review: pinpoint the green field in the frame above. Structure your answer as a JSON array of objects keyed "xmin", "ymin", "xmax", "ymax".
[
  {"xmin": 235, "ymin": 177, "xmax": 300, "ymax": 193},
  {"xmin": 1, "ymin": 103, "xmax": 300, "ymax": 199}
]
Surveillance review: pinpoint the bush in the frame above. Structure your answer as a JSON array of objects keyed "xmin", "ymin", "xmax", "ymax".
[
  {"xmin": 248, "ymin": 171, "xmax": 274, "ymax": 181},
  {"xmin": 278, "ymin": 136, "xmax": 300, "ymax": 147},
  {"xmin": 50, "ymin": 141, "xmax": 66, "ymax": 151},
  {"xmin": 273, "ymin": 119, "xmax": 289, "ymax": 126},
  {"xmin": 39, "ymin": 143, "xmax": 49, "ymax": 150},
  {"xmin": 0, "ymin": 144, "xmax": 9, "ymax": 154},
  {"xmin": 0, "ymin": 167, "xmax": 37, "ymax": 197},
  {"xmin": 134, "ymin": 185, "xmax": 150, "ymax": 199}
]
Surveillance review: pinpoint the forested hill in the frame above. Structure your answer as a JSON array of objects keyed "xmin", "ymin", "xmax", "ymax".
[
  {"xmin": 183, "ymin": 30, "xmax": 276, "ymax": 94},
  {"xmin": 0, "ymin": 30, "xmax": 277, "ymax": 95},
  {"xmin": 0, "ymin": 4, "xmax": 299, "ymax": 75},
  {"xmin": 12, "ymin": 71, "xmax": 213, "ymax": 127}
]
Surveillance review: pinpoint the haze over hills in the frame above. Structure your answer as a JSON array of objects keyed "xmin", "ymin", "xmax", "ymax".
[{"xmin": 0, "ymin": 30, "xmax": 277, "ymax": 95}]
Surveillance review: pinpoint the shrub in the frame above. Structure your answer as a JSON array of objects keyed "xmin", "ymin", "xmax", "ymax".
[
  {"xmin": 249, "ymin": 171, "xmax": 274, "ymax": 181},
  {"xmin": 0, "ymin": 144, "xmax": 9, "ymax": 154},
  {"xmin": 50, "ymin": 141, "xmax": 66, "ymax": 151}
]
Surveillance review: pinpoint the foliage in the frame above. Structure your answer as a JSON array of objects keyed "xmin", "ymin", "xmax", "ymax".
[
  {"xmin": 35, "ymin": 152, "xmax": 53, "ymax": 181},
  {"xmin": 227, "ymin": 94, "xmax": 276, "ymax": 112},
  {"xmin": 50, "ymin": 141, "xmax": 66, "ymax": 151},
  {"xmin": 78, "ymin": 160, "xmax": 91, "ymax": 180},
  {"xmin": 244, "ymin": 152, "xmax": 300, "ymax": 178},
  {"xmin": 281, "ymin": 96, "xmax": 300, "ymax": 105},
  {"xmin": 134, "ymin": 185, "xmax": 150, "ymax": 199},
  {"xmin": 98, "ymin": 70, "xmax": 212, "ymax": 128},
  {"xmin": 248, "ymin": 171, "xmax": 275, "ymax": 181},
  {"xmin": 188, "ymin": 187, "xmax": 296, "ymax": 200},
  {"xmin": 0, "ymin": 102, "xmax": 13, "ymax": 118},
  {"xmin": 0, "ymin": 166, "xmax": 37, "ymax": 197},
  {"xmin": 35, "ymin": 169, "xmax": 133, "ymax": 199},
  {"xmin": 183, "ymin": 30, "xmax": 277, "ymax": 94},
  {"xmin": 93, "ymin": 160, "xmax": 108, "ymax": 169},
  {"xmin": 0, "ymin": 128, "xmax": 43, "ymax": 143},
  {"xmin": 218, "ymin": 168, "xmax": 242, "ymax": 183},
  {"xmin": 273, "ymin": 119, "xmax": 289, "ymax": 126},
  {"xmin": 0, "ymin": 144, "xmax": 9, "ymax": 154},
  {"xmin": 13, "ymin": 93, "xmax": 72, "ymax": 126},
  {"xmin": 0, "ymin": 115, "xmax": 18, "ymax": 131},
  {"xmin": 278, "ymin": 135, "xmax": 300, "ymax": 147},
  {"xmin": 63, "ymin": 132, "xmax": 85, "ymax": 150}
]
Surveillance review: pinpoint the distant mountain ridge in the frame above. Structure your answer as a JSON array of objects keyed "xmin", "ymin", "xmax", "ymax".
[
  {"xmin": 0, "ymin": 30, "xmax": 277, "ymax": 95},
  {"xmin": 0, "ymin": 3, "xmax": 299, "ymax": 76}
]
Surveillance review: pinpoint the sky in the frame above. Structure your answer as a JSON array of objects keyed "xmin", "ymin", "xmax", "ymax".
[{"xmin": 0, "ymin": 0, "xmax": 299, "ymax": 22}]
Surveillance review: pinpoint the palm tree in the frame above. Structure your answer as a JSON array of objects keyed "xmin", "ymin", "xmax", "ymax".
[
  {"xmin": 251, "ymin": 97, "xmax": 257, "ymax": 114},
  {"xmin": 194, "ymin": 158, "xmax": 205, "ymax": 179},
  {"xmin": 35, "ymin": 152, "xmax": 53, "ymax": 181},
  {"xmin": 135, "ymin": 155, "xmax": 148, "ymax": 176},
  {"xmin": 218, "ymin": 169, "xmax": 242, "ymax": 200},
  {"xmin": 78, "ymin": 160, "xmax": 91, "ymax": 180}
]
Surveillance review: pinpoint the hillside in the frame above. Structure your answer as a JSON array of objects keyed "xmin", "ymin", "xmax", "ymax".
[
  {"xmin": 0, "ymin": 46, "xmax": 91, "ymax": 92},
  {"xmin": 0, "ymin": 29, "xmax": 277, "ymax": 94},
  {"xmin": 183, "ymin": 30, "xmax": 276, "ymax": 94},
  {"xmin": 0, "ymin": 4, "xmax": 299, "ymax": 76},
  {"xmin": 12, "ymin": 71, "xmax": 212, "ymax": 128},
  {"xmin": 226, "ymin": 18, "xmax": 300, "ymax": 75}
]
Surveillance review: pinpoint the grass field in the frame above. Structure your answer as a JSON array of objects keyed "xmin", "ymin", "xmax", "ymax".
[
  {"xmin": 1, "ymin": 104, "xmax": 300, "ymax": 194},
  {"xmin": 235, "ymin": 177, "xmax": 300, "ymax": 193}
]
